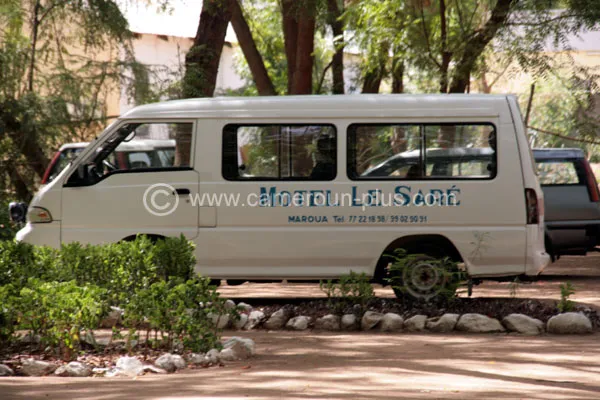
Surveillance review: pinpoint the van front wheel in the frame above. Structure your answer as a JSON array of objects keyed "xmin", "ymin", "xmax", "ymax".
[{"xmin": 390, "ymin": 254, "xmax": 458, "ymax": 301}]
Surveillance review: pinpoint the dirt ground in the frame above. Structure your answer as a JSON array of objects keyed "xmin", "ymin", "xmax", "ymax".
[{"xmin": 2, "ymin": 255, "xmax": 600, "ymax": 400}]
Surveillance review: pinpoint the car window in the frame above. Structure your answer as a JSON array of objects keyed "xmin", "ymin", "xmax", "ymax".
[
  {"xmin": 47, "ymin": 148, "xmax": 84, "ymax": 183},
  {"xmin": 536, "ymin": 160, "xmax": 582, "ymax": 185}
]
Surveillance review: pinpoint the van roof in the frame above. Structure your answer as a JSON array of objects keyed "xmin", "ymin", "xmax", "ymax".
[{"xmin": 120, "ymin": 94, "xmax": 516, "ymax": 121}]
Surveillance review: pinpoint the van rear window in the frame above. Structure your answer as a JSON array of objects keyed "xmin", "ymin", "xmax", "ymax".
[
  {"xmin": 536, "ymin": 160, "xmax": 582, "ymax": 185},
  {"xmin": 348, "ymin": 123, "xmax": 496, "ymax": 180},
  {"xmin": 222, "ymin": 124, "xmax": 337, "ymax": 181}
]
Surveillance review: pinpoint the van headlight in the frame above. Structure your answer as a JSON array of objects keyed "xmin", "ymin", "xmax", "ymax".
[{"xmin": 28, "ymin": 207, "xmax": 53, "ymax": 223}]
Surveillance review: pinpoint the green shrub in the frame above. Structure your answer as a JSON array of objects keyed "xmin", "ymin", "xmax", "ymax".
[
  {"xmin": 0, "ymin": 240, "xmax": 36, "ymax": 288},
  {"xmin": 18, "ymin": 279, "xmax": 107, "ymax": 360},
  {"xmin": 0, "ymin": 284, "xmax": 19, "ymax": 345},
  {"xmin": 125, "ymin": 277, "xmax": 224, "ymax": 353},
  {"xmin": 558, "ymin": 282, "xmax": 576, "ymax": 312},
  {"xmin": 319, "ymin": 271, "xmax": 375, "ymax": 314},
  {"xmin": 154, "ymin": 235, "xmax": 196, "ymax": 282}
]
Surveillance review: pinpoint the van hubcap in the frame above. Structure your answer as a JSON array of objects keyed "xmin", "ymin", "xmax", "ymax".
[{"xmin": 402, "ymin": 260, "xmax": 447, "ymax": 300}]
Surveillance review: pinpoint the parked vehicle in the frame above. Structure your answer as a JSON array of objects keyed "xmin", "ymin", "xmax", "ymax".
[
  {"xmin": 42, "ymin": 139, "xmax": 177, "ymax": 185},
  {"xmin": 14, "ymin": 94, "xmax": 550, "ymax": 299},
  {"xmin": 533, "ymin": 148, "xmax": 600, "ymax": 259}
]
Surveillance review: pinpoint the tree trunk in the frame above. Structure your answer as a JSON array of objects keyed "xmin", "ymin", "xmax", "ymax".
[
  {"xmin": 327, "ymin": 0, "xmax": 344, "ymax": 94},
  {"xmin": 281, "ymin": 0, "xmax": 298, "ymax": 94},
  {"xmin": 448, "ymin": 0, "xmax": 516, "ymax": 93},
  {"xmin": 392, "ymin": 59, "xmax": 404, "ymax": 94},
  {"xmin": 231, "ymin": 0, "xmax": 276, "ymax": 96},
  {"xmin": 291, "ymin": 1, "xmax": 316, "ymax": 94},
  {"xmin": 5, "ymin": 164, "xmax": 32, "ymax": 201},
  {"xmin": 182, "ymin": 0, "xmax": 233, "ymax": 98},
  {"xmin": 361, "ymin": 42, "xmax": 389, "ymax": 94},
  {"xmin": 179, "ymin": 0, "xmax": 233, "ymax": 165}
]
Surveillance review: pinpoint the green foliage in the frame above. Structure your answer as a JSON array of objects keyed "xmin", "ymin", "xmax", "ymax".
[
  {"xmin": 17, "ymin": 279, "xmax": 107, "ymax": 360},
  {"xmin": 387, "ymin": 249, "xmax": 467, "ymax": 302},
  {"xmin": 558, "ymin": 282, "xmax": 576, "ymax": 312},
  {"xmin": 125, "ymin": 277, "xmax": 224, "ymax": 353},
  {"xmin": 509, "ymin": 276, "xmax": 521, "ymax": 299},
  {"xmin": 0, "ymin": 240, "xmax": 36, "ymax": 287},
  {"xmin": 319, "ymin": 271, "xmax": 375, "ymax": 314},
  {"xmin": 0, "ymin": 234, "xmax": 224, "ymax": 356}
]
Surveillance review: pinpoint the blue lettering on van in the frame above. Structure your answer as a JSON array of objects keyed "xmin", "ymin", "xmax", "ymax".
[{"xmin": 259, "ymin": 185, "xmax": 461, "ymax": 207}]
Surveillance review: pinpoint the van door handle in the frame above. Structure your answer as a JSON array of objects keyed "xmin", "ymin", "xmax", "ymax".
[{"xmin": 174, "ymin": 188, "xmax": 190, "ymax": 195}]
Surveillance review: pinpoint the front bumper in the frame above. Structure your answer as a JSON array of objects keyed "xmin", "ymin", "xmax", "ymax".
[{"xmin": 16, "ymin": 222, "xmax": 61, "ymax": 248}]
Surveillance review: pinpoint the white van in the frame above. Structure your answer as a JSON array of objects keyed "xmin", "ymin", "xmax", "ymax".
[{"xmin": 16, "ymin": 94, "xmax": 550, "ymax": 299}]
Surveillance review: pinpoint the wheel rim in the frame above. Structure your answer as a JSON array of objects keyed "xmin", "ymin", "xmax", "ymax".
[{"xmin": 402, "ymin": 259, "xmax": 448, "ymax": 300}]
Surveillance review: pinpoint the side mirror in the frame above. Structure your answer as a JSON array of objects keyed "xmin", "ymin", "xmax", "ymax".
[{"xmin": 9, "ymin": 202, "xmax": 28, "ymax": 223}]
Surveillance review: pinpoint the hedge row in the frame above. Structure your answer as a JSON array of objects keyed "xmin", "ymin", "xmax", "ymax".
[{"xmin": 0, "ymin": 236, "xmax": 231, "ymax": 360}]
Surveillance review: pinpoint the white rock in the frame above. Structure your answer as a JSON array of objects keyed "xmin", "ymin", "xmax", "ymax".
[
  {"xmin": 223, "ymin": 337, "xmax": 256, "ymax": 356},
  {"xmin": 361, "ymin": 311, "xmax": 384, "ymax": 330},
  {"xmin": 314, "ymin": 314, "xmax": 341, "ymax": 331},
  {"xmin": 19, "ymin": 333, "xmax": 41, "ymax": 344},
  {"xmin": 206, "ymin": 349, "xmax": 220, "ymax": 364},
  {"xmin": 264, "ymin": 309, "xmax": 290, "ymax": 330},
  {"xmin": 142, "ymin": 365, "xmax": 167, "ymax": 374},
  {"xmin": 404, "ymin": 315, "xmax": 428, "ymax": 332},
  {"xmin": 426, "ymin": 314, "xmax": 459, "ymax": 333},
  {"xmin": 286, "ymin": 316, "xmax": 310, "ymax": 331},
  {"xmin": 456, "ymin": 314, "xmax": 505, "ymax": 333},
  {"xmin": 238, "ymin": 302, "xmax": 253, "ymax": 312},
  {"xmin": 0, "ymin": 364, "xmax": 14, "ymax": 376},
  {"xmin": 210, "ymin": 313, "xmax": 230, "ymax": 329},
  {"xmin": 100, "ymin": 306, "xmax": 124, "ymax": 328},
  {"xmin": 547, "ymin": 312, "xmax": 593, "ymax": 334},
  {"xmin": 233, "ymin": 314, "xmax": 249, "ymax": 330},
  {"xmin": 244, "ymin": 310, "xmax": 265, "ymax": 330},
  {"xmin": 502, "ymin": 314, "xmax": 545, "ymax": 335},
  {"xmin": 155, "ymin": 353, "xmax": 186, "ymax": 373},
  {"xmin": 54, "ymin": 361, "xmax": 92, "ymax": 377},
  {"xmin": 380, "ymin": 313, "xmax": 404, "ymax": 332},
  {"xmin": 219, "ymin": 348, "xmax": 237, "ymax": 361},
  {"xmin": 21, "ymin": 359, "xmax": 57, "ymax": 376},
  {"xmin": 92, "ymin": 367, "xmax": 111, "ymax": 376},
  {"xmin": 224, "ymin": 299, "xmax": 236, "ymax": 310},
  {"xmin": 187, "ymin": 353, "xmax": 205, "ymax": 365},
  {"xmin": 341, "ymin": 314, "xmax": 359, "ymax": 330},
  {"xmin": 115, "ymin": 356, "xmax": 145, "ymax": 377}
]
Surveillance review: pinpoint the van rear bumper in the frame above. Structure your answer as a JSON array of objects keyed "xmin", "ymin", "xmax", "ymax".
[{"xmin": 526, "ymin": 225, "xmax": 551, "ymax": 275}]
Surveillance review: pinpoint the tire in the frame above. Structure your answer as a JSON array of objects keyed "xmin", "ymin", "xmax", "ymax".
[{"xmin": 389, "ymin": 252, "xmax": 459, "ymax": 301}]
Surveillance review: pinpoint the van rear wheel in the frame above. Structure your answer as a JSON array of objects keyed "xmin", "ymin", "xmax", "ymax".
[{"xmin": 389, "ymin": 252, "xmax": 459, "ymax": 301}]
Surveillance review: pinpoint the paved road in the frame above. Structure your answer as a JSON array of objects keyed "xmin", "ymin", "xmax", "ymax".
[{"xmin": 2, "ymin": 331, "xmax": 600, "ymax": 399}]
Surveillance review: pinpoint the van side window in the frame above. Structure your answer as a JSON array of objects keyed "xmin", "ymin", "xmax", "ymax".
[
  {"xmin": 65, "ymin": 122, "xmax": 192, "ymax": 186},
  {"xmin": 349, "ymin": 123, "xmax": 496, "ymax": 180},
  {"xmin": 222, "ymin": 124, "xmax": 337, "ymax": 181}
]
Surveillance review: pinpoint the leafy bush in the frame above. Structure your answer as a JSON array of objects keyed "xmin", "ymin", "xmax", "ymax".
[
  {"xmin": 0, "ymin": 240, "xmax": 36, "ymax": 288},
  {"xmin": 18, "ymin": 279, "xmax": 107, "ymax": 360},
  {"xmin": 319, "ymin": 271, "xmax": 375, "ymax": 314},
  {"xmin": 558, "ymin": 282, "xmax": 576, "ymax": 312},
  {"xmin": 124, "ymin": 277, "xmax": 224, "ymax": 353},
  {"xmin": 0, "ymin": 199, "xmax": 21, "ymax": 242},
  {"xmin": 0, "ymin": 234, "xmax": 215, "ymax": 355}
]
